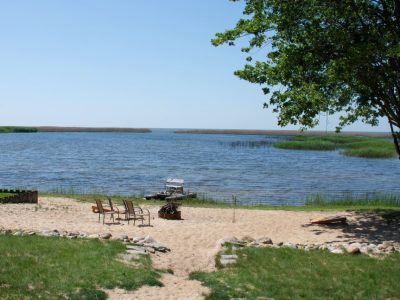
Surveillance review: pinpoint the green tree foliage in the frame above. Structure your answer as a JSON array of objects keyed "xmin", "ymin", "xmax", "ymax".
[{"xmin": 212, "ymin": 0, "xmax": 400, "ymax": 158}]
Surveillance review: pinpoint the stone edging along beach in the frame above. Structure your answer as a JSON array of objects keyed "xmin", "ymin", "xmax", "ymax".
[{"xmin": 3, "ymin": 228, "xmax": 399, "ymax": 258}]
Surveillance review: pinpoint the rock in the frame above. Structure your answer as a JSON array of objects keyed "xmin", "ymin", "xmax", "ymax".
[
  {"xmin": 143, "ymin": 235, "xmax": 156, "ymax": 244},
  {"xmin": 345, "ymin": 244, "xmax": 361, "ymax": 254},
  {"xmin": 219, "ymin": 258, "xmax": 237, "ymax": 267},
  {"xmin": 277, "ymin": 242, "xmax": 283, "ymax": 247},
  {"xmin": 79, "ymin": 232, "xmax": 88, "ymax": 238},
  {"xmin": 220, "ymin": 254, "xmax": 238, "ymax": 260},
  {"xmin": 40, "ymin": 230, "xmax": 60, "ymax": 237},
  {"xmin": 127, "ymin": 245, "xmax": 146, "ymax": 251},
  {"xmin": 67, "ymin": 235, "xmax": 77, "ymax": 239},
  {"xmin": 385, "ymin": 246, "xmax": 396, "ymax": 253},
  {"xmin": 282, "ymin": 242, "xmax": 296, "ymax": 249},
  {"xmin": 131, "ymin": 236, "xmax": 143, "ymax": 243},
  {"xmin": 241, "ymin": 235, "xmax": 255, "ymax": 242},
  {"xmin": 383, "ymin": 241, "xmax": 394, "ymax": 248},
  {"xmin": 119, "ymin": 235, "xmax": 129, "ymax": 241},
  {"xmin": 68, "ymin": 232, "xmax": 79, "ymax": 237},
  {"xmin": 247, "ymin": 241, "xmax": 258, "ymax": 247},
  {"xmin": 126, "ymin": 248, "xmax": 148, "ymax": 256},
  {"xmin": 100, "ymin": 233, "xmax": 112, "ymax": 240},
  {"xmin": 377, "ymin": 243, "xmax": 387, "ymax": 251},
  {"xmin": 145, "ymin": 247, "xmax": 156, "ymax": 254},
  {"xmin": 147, "ymin": 242, "xmax": 171, "ymax": 252},
  {"xmin": 319, "ymin": 245, "xmax": 328, "ymax": 251},
  {"xmin": 87, "ymin": 234, "xmax": 99, "ymax": 239},
  {"xmin": 256, "ymin": 237, "xmax": 273, "ymax": 245},
  {"xmin": 27, "ymin": 231, "xmax": 36, "ymax": 236},
  {"xmin": 216, "ymin": 236, "xmax": 238, "ymax": 247},
  {"xmin": 330, "ymin": 248, "xmax": 344, "ymax": 254},
  {"xmin": 13, "ymin": 231, "xmax": 22, "ymax": 236}
]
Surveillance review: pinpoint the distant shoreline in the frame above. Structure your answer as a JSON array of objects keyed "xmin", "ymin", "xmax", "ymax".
[
  {"xmin": 0, "ymin": 127, "xmax": 392, "ymax": 137},
  {"xmin": 0, "ymin": 126, "xmax": 151, "ymax": 133},
  {"xmin": 174, "ymin": 129, "xmax": 392, "ymax": 138},
  {"xmin": 37, "ymin": 126, "xmax": 151, "ymax": 133}
]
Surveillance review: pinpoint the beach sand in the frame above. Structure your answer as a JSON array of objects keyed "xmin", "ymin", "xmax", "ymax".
[{"xmin": 0, "ymin": 197, "xmax": 365, "ymax": 299}]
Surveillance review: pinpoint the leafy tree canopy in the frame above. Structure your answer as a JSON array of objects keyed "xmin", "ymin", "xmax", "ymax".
[{"xmin": 213, "ymin": 0, "xmax": 400, "ymax": 158}]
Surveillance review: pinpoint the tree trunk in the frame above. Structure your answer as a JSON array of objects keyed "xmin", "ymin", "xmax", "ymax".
[{"xmin": 389, "ymin": 120, "xmax": 400, "ymax": 159}]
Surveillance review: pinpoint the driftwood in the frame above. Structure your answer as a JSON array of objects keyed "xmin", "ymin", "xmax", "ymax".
[{"xmin": 310, "ymin": 215, "xmax": 347, "ymax": 225}]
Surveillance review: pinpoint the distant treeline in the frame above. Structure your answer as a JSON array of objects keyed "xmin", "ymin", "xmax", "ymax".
[
  {"xmin": 0, "ymin": 127, "xmax": 38, "ymax": 133},
  {"xmin": 0, "ymin": 126, "xmax": 151, "ymax": 133},
  {"xmin": 175, "ymin": 129, "xmax": 392, "ymax": 138}
]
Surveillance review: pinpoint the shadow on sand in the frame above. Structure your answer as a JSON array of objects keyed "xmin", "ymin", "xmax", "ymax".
[{"xmin": 306, "ymin": 210, "xmax": 400, "ymax": 244}]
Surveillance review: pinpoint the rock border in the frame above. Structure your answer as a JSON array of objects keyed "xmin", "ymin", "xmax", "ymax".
[{"xmin": 216, "ymin": 235, "xmax": 400, "ymax": 267}]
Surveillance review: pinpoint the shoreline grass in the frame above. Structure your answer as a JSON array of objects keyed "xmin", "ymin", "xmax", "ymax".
[
  {"xmin": 39, "ymin": 192, "xmax": 400, "ymax": 212},
  {"xmin": 0, "ymin": 235, "xmax": 161, "ymax": 299},
  {"xmin": 190, "ymin": 247, "xmax": 400, "ymax": 299},
  {"xmin": 274, "ymin": 135, "xmax": 396, "ymax": 159}
]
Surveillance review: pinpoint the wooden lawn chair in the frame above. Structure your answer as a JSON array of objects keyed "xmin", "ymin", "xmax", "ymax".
[
  {"xmin": 107, "ymin": 197, "xmax": 126, "ymax": 220},
  {"xmin": 95, "ymin": 199, "xmax": 115, "ymax": 224},
  {"xmin": 123, "ymin": 200, "xmax": 151, "ymax": 226}
]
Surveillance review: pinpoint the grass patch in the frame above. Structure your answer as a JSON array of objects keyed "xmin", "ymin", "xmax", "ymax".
[
  {"xmin": 190, "ymin": 247, "xmax": 400, "ymax": 299},
  {"xmin": 273, "ymin": 135, "xmax": 396, "ymax": 158},
  {"xmin": 0, "ymin": 126, "xmax": 37, "ymax": 133},
  {"xmin": 274, "ymin": 140, "xmax": 336, "ymax": 151},
  {"xmin": 0, "ymin": 235, "xmax": 161, "ymax": 299},
  {"xmin": 0, "ymin": 192, "xmax": 15, "ymax": 199}
]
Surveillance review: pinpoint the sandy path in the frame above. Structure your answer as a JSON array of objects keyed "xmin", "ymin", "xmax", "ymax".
[{"xmin": 0, "ymin": 197, "xmax": 355, "ymax": 299}]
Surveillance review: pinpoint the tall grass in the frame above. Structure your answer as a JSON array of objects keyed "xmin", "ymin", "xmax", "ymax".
[
  {"xmin": 274, "ymin": 140, "xmax": 336, "ymax": 150},
  {"xmin": 191, "ymin": 247, "xmax": 400, "ymax": 299},
  {"xmin": 0, "ymin": 235, "xmax": 161, "ymax": 299},
  {"xmin": 305, "ymin": 193, "xmax": 400, "ymax": 208},
  {"xmin": 274, "ymin": 135, "xmax": 396, "ymax": 158}
]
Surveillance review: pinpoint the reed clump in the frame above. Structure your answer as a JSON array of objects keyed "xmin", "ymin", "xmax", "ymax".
[{"xmin": 274, "ymin": 135, "xmax": 396, "ymax": 158}]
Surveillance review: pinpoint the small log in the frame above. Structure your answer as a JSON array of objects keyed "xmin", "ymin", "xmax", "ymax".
[{"xmin": 310, "ymin": 215, "xmax": 347, "ymax": 225}]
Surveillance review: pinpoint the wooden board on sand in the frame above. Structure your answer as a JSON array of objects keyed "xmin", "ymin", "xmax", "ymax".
[{"xmin": 310, "ymin": 215, "xmax": 347, "ymax": 225}]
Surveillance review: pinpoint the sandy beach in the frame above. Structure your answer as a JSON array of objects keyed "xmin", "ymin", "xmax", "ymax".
[{"xmin": 0, "ymin": 197, "xmax": 388, "ymax": 299}]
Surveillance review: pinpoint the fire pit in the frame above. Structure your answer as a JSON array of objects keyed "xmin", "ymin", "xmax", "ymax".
[{"xmin": 158, "ymin": 202, "xmax": 181, "ymax": 220}]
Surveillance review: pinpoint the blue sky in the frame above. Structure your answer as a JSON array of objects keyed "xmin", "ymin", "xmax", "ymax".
[{"xmin": 0, "ymin": 1, "xmax": 390, "ymax": 132}]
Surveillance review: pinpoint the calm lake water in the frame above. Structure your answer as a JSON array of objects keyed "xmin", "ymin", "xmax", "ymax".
[{"xmin": 0, "ymin": 130, "xmax": 399, "ymax": 205}]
